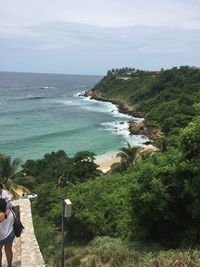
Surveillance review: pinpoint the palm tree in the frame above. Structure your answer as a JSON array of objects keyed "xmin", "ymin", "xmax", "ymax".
[
  {"xmin": 117, "ymin": 142, "xmax": 139, "ymax": 167},
  {"xmin": 109, "ymin": 143, "xmax": 157, "ymax": 174},
  {"xmin": 0, "ymin": 155, "xmax": 21, "ymax": 184},
  {"xmin": 0, "ymin": 154, "xmax": 30, "ymax": 198}
]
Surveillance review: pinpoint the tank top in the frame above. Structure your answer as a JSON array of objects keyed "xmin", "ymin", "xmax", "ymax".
[{"xmin": 0, "ymin": 212, "xmax": 14, "ymax": 241}]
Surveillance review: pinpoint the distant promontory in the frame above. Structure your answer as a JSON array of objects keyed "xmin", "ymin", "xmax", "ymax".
[{"xmin": 84, "ymin": 66, "xmax": 200, "ymax": 144}]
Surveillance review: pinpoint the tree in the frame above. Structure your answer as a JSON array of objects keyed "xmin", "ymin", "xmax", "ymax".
[
  {"xmin": 129, "ymin": 149, "xmax": 182, "ymax": 245},
  {"xmin": 180, "ymin": 116, "xmax": 200, "ymax": 159},
  {"xmin": 117, "ymin": 143, "xmax": 140, "ymax": 167},
  {"xmin": 129, "ymin": 118, "xmax": 200, "ymax": 246},
  {"xmin": 0, "ymin": 154, "xmax": 21, "ymax": 183},
  {"xmin": 22, "ymin": 150, "xmax": 73, "ymax": 185},
  {"xmin": 73, "ymin": 151, "xmax": 102, "ymax": 182},
  {"xmin": 0, "ymin": 154, "xmax": 30, "ymax": 198},
  {"xmin": 22, "ymin": 150, "xmax": 102, "ymax": 186}
]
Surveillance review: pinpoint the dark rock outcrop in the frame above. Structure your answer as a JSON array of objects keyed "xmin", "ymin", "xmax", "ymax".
[
  {"xmin": 83, "ymin": 90, "xmax": 164, "ymax": 144},
  {"xmin": 129, "ymin": 121, "xmax": 164, "ymax": 143},
  {"xmin": 84, "ymin": 90, "xmax": 144, "ymax": 118}
]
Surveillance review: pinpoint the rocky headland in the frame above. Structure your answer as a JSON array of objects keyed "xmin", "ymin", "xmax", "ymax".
[
  {"xmin": 128, "ymin": 120, "xmax": 164, "ymax": 144},
  {"xmin": 83, "ymin": 90, "xmax": 144, "ymax": 118},
  {"xmin": 83, "ymin": 90, "xmax": 164, "ymax": 145}
]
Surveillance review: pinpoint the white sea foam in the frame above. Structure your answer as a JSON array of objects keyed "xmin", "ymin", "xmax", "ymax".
[
  {"xmin": 77, "ymin": 93, "xmax": 139, "ymax": 119},
  {"xmin": 41, "ymin": 86, "xmax": 55, "ymax": 89},
  {"xmin": 65, "ymin": 92, "xmax": 146, "ymax": 146},
  {"xmin": 74, "ymin": 92, "xmax": 84, "ymax": 97},
  {"xmin": 101, "ymin": 121, "xmax": 148, "ymax": 146},
  {"xmin": 102, "ymin": 121, "xmax": 130, "ymax": 136},
  {"xmin": 60, "ymin": 99, "xmax": 83, "ymax": 106}
]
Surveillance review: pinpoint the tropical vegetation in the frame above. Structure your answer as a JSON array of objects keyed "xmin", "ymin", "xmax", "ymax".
[
  {"xmin": 0, "ymin": 154, "xmax": 30, "ymax": 198},
  {"xmin": 92, "ymin": 66, "xmax": 200, "ymax": 137},
  {"xmin": 2, "ymin": 66, "xmax": 200, "ymax": 266}
]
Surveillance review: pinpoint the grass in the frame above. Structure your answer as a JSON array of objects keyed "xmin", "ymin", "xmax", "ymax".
[{"xmin": 45, "ymin": 237, "xmax": 200, "ymax": 267}]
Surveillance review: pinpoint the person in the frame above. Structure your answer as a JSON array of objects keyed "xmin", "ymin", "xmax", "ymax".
[
  {"xmin": 0, "ymin": 184, "xmax": 12, "ymax": 210},
  {"xmin": 0, "ymin": 198, "xmax": 15, "ymax": 267}
]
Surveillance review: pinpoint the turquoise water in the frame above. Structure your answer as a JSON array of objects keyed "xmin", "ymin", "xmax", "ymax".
[{"xmin": 0, "ymin": 72, "xmax": 147, "ymax": 162}]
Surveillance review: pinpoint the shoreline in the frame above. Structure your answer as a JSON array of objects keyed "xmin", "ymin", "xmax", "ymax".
[
  {"xmin": 80, "ymin": 90, "xmax": 162, "ymax": 173},
  {"xmin": 95, "ymin": 153, "xmax": 121, "ymax": 173},
  {"xmin": 83, "ymin": 90, "xmax": 145, "ymax": 118},
  {"xmin": 95, "ymin": 144, "xmax": 159, "ymax": 173},
  {"xmin": 82, "ymin": 90, "xmax": 164, "ymax": 144}
]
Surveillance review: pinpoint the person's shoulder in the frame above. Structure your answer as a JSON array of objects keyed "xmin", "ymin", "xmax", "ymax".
[
  {"xmin": 2, "ymin": 189, "xmax": 11, "ymax": 198},
  {"xmin": 2, "ymin": 189, "xmax": 8, "ymax": 195}
]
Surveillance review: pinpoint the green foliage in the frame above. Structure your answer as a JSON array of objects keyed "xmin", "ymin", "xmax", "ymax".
[
  {"xmin": 73, "ymin": 151, "xmax": 101, "ymax": 182},
  {"xmin": 21, "ymin": 66, "xmax": 200, "ymax": 264},
  {"xmin": 180, "ymin": 116, "xmax": 200, "ymax": 159},
  {"xmin": 22, "ymin": 150, "xmax": 72, "ymax": 185},
  {"xmin": 0, "ymin": 154, "xmax": 30, "ymax": 197},
  {"xmin": 130, "ymin": 150, "xmax": 180, "ymax": 244},
  {"xmin": 117, "ymin": 142, "xmax": 139, "ymax": 167},
  {"xmin": 130, "ymin": 133, "xmax": 200, "ymax": 246},
  {"xmin": 22, "ymin": 150, "xmax": 101, "ymax": 187},
  {"xmin": 92, "ymin": 66, "xmax": 200, "ymax": 137},
  {"xmin": 32, "ymin": 214, "xmax": 57, "ymax": 257},
  {"xmin": 14, "ymin": 175, "xmax": 36, "ymax": 191},
  {"xmin": 30, "ymin": 115, "xmax": 200, "ymax": 255},
  {"xmin": 32, "ymin": 170, "xmax": 134, "ymax": 242},
  {"xmin": 48, "ymin": 237, "xmax": 200, "ymax": 267},
  {"xmin": 88, "ymin": 237, "xmax": 139, "ymax": 267},
  {"xmin": 65, "ymin": 172, "xmax": 133, "ymax": 240},
  {"xmin": 0, "ymin": 154, "xmax": 21, "ymax": 183}
]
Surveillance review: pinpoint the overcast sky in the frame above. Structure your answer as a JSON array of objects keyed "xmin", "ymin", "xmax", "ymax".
[{"xmin": 0, "ymin": 0, "xmax": 200, "ymax": 75}]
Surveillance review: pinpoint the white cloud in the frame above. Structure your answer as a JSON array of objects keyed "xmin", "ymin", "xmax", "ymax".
[
  {"xmin": 0, "ymin": 0, "xmax": 200, "ymax": 29},
  {"xmin": 0, "ymin": 1, "xmax": 200, "ymax": 74},
  {"xmin": 0, "ymin": 21, "xmax": 199, "ymax": 74}
]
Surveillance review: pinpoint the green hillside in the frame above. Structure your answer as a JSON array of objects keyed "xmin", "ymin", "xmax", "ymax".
[
  {"xmin": 90, "ymin": 66, "xmax": 200, "ymax": 135},
  {"xmin": 1, "ymin": 66, "xmax": 200, "ymax": 266}
]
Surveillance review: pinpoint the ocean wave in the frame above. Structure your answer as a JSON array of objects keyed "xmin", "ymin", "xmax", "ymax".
[
  {"xmin": 25, "ymin": 96, "xmax": 46, "ymax": 100},
  {"xmin": 40, "ymin": 86, "xmax": 55, "ymax": 89},
  {"xmin": 59, "ymin": 99, "xmax": 84, "ymax": 107},
  {"xmin": 102, "ymin": 121, "xmax": 130, "ymax": 136},
  {"xmin": 77, "ymin": 93, "xmax": 138, "ymax": 119},
  {"xmin": 78, "ymin": 95, "xmax": 123, "ymax": 116},
  {"xmin": 101, "ymin": 121, "xmax": 148, "ymax": 146},
  {"xmin": 74, "ymin": 92, "xmax": 83, "ymax": 97},
  {"xmin": 12, "ymin": 95, "xmax": 48, "ymax": 101},
  {"xmin": 74, "ymin": 88, "xmax": 88, "ymax": 97},
  {"xmin": 61, "ymin": 97, "xmax": 116, "ymax": 113},
  {"xmin": 0, "ymin": 126, "xmax": 92, "ymax": 146},
  {"xmin": 0, "ymin": 104, "xmax": 52, "ymax": 117}
]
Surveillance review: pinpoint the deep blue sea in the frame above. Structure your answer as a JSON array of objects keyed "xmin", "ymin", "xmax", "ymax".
[{"xmin": 0, "ymin": 72, "xmax": 147, "ymax": 162}]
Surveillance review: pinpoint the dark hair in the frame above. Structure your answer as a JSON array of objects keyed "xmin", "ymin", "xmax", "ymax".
[
  {"xmin": 0, "ymin": 199, "xmax": 7, "ymax": 212},
  {"xmin": 0, "ymin": 184, "xmax": 3, "ymax": 190}
]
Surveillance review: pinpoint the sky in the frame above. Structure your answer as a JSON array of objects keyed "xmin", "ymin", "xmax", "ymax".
[{"xmin": 0, "ymin": 0, "xmax": 200, "ymax": 75}]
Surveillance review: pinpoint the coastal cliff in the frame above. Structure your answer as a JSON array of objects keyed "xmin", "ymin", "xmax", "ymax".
[
  {"xmin": 84, "ymin": 66, "xmax": 199, "ymax": 144},
  {"xmin": 128, "ymin": 120, "xmax": 164, "ymax": 143},
  {"xmin": 84, "ymin": 90, "xmax": 144, "ymax": 118},
  {"xmin": 84, "ymin": 90, "xmax": 163, "ymax": 144}
]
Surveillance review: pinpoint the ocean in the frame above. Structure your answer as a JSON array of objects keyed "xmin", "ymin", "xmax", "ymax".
[{"xmin": 0, "ymin": 72, "xmax": 148, "ymax": 162}]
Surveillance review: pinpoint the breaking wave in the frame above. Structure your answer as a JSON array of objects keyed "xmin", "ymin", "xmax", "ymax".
[{"xmin": 101, "ymin": 121, "xmax": 148, "ymax": 146}]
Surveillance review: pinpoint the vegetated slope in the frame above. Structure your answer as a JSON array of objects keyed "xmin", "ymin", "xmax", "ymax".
[{"xmin": 90, "ymin": 66, "xmax": 200, "ymax": 135}]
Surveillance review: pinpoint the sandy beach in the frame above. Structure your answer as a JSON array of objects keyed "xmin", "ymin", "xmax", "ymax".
[
  {"xmin": 95, "ymin": 153, "xmax": 121, "ymax": 173},
  {"xmin": 95, "ymin": 144, "xmax": 159, "ymax": 173}
]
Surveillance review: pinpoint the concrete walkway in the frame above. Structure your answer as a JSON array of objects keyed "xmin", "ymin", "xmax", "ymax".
[{"xmin": 2, "ymin": 235, "xmax": 21, "ymax": 267}]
